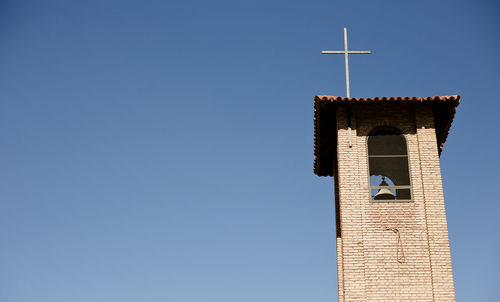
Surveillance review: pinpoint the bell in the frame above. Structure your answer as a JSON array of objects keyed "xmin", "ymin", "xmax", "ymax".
[{"xmin": 374, "ymin": 176, "xmax": 396, "ymax": 200}]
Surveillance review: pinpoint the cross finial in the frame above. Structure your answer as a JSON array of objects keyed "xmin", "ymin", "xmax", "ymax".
[{"xmin": 321, "ymin": 28, "xmax": 371, "ymax": 98}]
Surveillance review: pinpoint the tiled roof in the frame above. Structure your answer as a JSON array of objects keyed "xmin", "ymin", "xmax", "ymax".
[{"xmin": 313, "ymin": 95, "xmax": 460, "ymax": 177}]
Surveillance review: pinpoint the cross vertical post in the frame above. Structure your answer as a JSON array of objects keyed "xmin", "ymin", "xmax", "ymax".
[{"xmin": 344, "ymin": 27, "xmax": 350, "ymax": 98}]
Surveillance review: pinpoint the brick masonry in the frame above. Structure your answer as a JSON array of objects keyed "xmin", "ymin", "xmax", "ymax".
[{"xmin": 334, "ymin": 103, "xmax": 455, "ymax": 301}]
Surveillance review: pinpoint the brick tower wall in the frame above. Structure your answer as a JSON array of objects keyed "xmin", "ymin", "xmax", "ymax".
[{"xmin": 334, "ymin": 103, "xmax": 455, "ymax": 301}]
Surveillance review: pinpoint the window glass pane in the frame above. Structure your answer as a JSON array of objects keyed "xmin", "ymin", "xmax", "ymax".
[
  {"xmin": 370, "ymin": 175, "xmax": 396, "ymax": 186},
  {"xmin": 369, "ymin": 157, "xmax": 410, "ymax": 186},
  {"xmin": 368, "ymin": 134, "xmax": 407, "ymax": 155},
  {"xmin": 395, "ymin": 188, "xmax": 411, "ymax": 200},
  {"xmin": 371, "ymin": 189, "xmax": 411, "ymax": 201}
]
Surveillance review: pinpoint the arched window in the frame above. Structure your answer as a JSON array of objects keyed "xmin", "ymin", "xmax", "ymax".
[{"xmin": 367, "ymin": 126, "xmax": 412, "ymax": 201}]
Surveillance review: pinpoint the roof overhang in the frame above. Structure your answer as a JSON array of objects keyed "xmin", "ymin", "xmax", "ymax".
[{"xmin": 313, "ymin": 95, "xmax": 461, "ymax": 177}]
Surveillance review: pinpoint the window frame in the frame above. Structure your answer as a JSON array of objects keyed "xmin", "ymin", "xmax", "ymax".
[{"xmin": 366, "ymin": 126, "xmax": 413, "ymax": 203}]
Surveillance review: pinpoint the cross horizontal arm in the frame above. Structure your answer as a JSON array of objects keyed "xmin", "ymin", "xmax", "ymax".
[{"xmin": 321, "ymin": 50, "xmax": 371, "ymax": 54}]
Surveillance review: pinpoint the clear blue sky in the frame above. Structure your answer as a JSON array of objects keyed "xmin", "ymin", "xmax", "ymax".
[{"xmin": 0, "ymin": 0, "xmax": 499, "ymax": 301}]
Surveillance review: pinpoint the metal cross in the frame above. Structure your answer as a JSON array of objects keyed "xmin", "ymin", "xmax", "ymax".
[{"xmin": 321, "ymin": 28, "xmax": 371, "ymax": 98}]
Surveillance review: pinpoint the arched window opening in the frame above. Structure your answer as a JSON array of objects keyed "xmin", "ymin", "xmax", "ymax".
[{"xmin": 368, "ymin": 127, "xmax": 412, "ymax": 201}]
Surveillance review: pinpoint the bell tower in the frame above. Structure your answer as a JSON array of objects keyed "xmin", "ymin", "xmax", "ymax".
[{"xmin": 313, "ymin": 95, "xmax": 460, "ymax": 301}]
